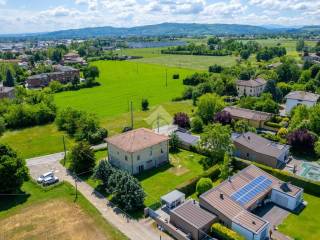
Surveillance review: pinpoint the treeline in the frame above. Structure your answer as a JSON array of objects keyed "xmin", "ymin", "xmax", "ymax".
[
  {"xmin": 256, "ymin": 46, "xmax": 287, "ymax": 61},
  {"xmin": 0, "ymin": 87, "xmax": 56, "ymax": 134}
]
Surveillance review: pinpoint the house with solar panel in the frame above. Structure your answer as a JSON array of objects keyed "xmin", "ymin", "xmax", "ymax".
[
  {"xmin": 199, "ymin": 165, "xmax": 304, "ymax": 240},
  {"xmin": 232, "ymin": 132, "xmax": 290, "ymax": 169}
]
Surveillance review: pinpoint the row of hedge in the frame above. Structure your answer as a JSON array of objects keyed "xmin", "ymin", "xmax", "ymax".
[
  {"xmin": 211, "ymin": 223, "xmax": 245, "ymax": 240},
  {"xmin": 161, "ymin": 50, "xmax": 232, "ymax": 56},
  {"xmin": 264, "ymin": 121, "xmax": 282, "ymax": 129},
  {"xmin": 234, "ymin": 158, "xmax": 320, "ymax": 197},
  {"xmin": 176, "ymin": 165, "xmax": 220, "ymax": 196}
]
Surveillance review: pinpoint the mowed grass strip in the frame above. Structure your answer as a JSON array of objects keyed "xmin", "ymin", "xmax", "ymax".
[
  {"xmin": 279, "ymin": 193, "xmax": 320, "ymax": 240},
  {"xmin": 0, "ymin": 181, "xmax": 127, "ymax": 240},
  {"xmin": 54, "ymin": 61, "xmax": 196, "ymax": 118}
]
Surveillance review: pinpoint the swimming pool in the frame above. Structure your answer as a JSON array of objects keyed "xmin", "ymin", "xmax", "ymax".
[{"xmin": 299, "ymin": 162, "xmax": 320, "ymax": 182}]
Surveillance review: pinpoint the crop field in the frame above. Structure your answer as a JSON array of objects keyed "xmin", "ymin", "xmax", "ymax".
[
  {"xmin": 54, "ymin": 61, "xmax": 195, "ymax": 118},
  {"xmin": 0, "ymin": 182, "xmax": 127, "ymax": 240}
]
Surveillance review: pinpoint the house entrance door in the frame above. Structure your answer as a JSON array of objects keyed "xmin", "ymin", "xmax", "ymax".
[{"xmin": 138, "ymin": 165, "xmax": 144, "ymax": 173}]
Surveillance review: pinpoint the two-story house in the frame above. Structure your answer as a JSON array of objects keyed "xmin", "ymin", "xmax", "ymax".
[{"xmin": 236, "ymin": 78, "xmax": 266, "ymax": 97}]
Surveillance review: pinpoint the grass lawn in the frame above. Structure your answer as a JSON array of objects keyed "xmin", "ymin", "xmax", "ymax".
[
  {"xmin": 54, "ymin": 61, "xmax": 196, "ymax": 118},
  {"xmin": 279, "ymin": 193, "xmax": 320, "ymax": 240},
  {"xmin": 0, "ymin": 100, "xmax": 194, "ymax": 159},
  {"xmin": 137, "ymin": 149, "xmax": 206, "ymax": 208},
  {"xmin": 0, "ymin": 181, "xmax": 127, "ymax": 240}
]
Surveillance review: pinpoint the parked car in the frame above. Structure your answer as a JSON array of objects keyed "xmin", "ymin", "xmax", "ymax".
[
  {"xmin": 42, "ymin": 175, "xmax": 59, "ymax": 186},
  {"xmin": 37, "ymin": 171, "xmax": 54, "ymax": 183}
]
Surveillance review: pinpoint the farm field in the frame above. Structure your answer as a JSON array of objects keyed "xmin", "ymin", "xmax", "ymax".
[
  {"xmin": 0, "ymin": 182, "xmax": 127, "ymax": 240},
  {"xmin": 54, "ymin": 61, "xmax": 196, "ymax": 118},
  {"xmin": 279, "ymin": 193, "xmax": 320, "ymax": 240}
]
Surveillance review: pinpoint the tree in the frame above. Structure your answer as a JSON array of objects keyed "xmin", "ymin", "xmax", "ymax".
[
  {"xmin": 0, "ymin": 117, "xmax": 5, "ymax": 136},
  {"xmin": 263, "ymin": 80, "xmax": 283, "ymax": 102},
  {"xmin": 169, "ymin": 133, "xmax": 180, "ymax": 153},
  {"xmin": 239, "ymin": 70, "xmax": 251, "ymax": 80},
  {"xmin": 191, "ymin": 116, "xmax": 203, "ymax": 133},
  {"xmin": 83, "ymin": 66, "xmax": 100, "ymax": 82},
  {"xmin": 240, "ymin": 50, "xmax": 250, "ymax": 60},
  {"xmin": 220, "ymin": 153, "xmax": 232, "ymax": 180},
  {"xmin": 3, "ymin": 69, "xmax": 14, "ymax": 87},
  {"xmin": 196, "ymin": 93, "xmax": 225, "ymax": 124},
  {"xmin": 141, "ymin": 99, "xmax": 149, "ymax": 111},
  {"xmin": 276, "ymin": 61, "xmax": 301, "ymax": 83},
  {"xmin": 296, "ymin": 39, "xmax": 305, "ymax": 52},
  {"xmin": 310, "ymin": 64, "xmax": 320, "ymax": 78},
  {"xmin": 315, "ymin": 141, "xmax": 320, "ymax": 157},
  {"xmin": 287, "ymin": 129, "xmax": 316, "ymax": 154},
  {"xmin": 209, "ymin": 64, "xmax": 223, "ymax": 73},
  {"xmin": 288, "ymin": 104, "xmax": 310, "ymax": 131},
  {"xmin": 199, "ymin": 124, "xmax": 233, "ymax": 165},
  {"xmin": 111, "ymin": 171, "xmax": 145, "ymax": 212},
  {"xmin": 173, "ymin": 112, "xmax": 190, "ymax": 129},
  {"xmin": 93, "ymin": 160, "xmax": 115, "ymax": 188},
  {"xmin": 0, "ymin": 144, "xmax": 28, "ymax": 193},
  {"xmin": 71, "ymin": 75, "xmax": 80, "ymax": 86},
  {"xmin": 309, "ymin": 104, "xmax": 320, "ymax": 134},
  {"xmin": 233, "ymin": 120, "xmax": 256, "ymax": 133},
  {"xmin": 196, "ymin": 178, "xmax": 213, "ymax": 195},
  {"xmin": 69, "ymin": 141, "xmax": 95, "ymax": 174},
  {"xmin": 214, "ymin": 111, "xmax": 232, "ymax": 125}
]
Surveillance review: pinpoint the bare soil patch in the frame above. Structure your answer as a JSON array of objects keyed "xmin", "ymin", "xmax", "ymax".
[{"xmin": 0, "ymin": 199, "xmax": 108, "ymax": 240}]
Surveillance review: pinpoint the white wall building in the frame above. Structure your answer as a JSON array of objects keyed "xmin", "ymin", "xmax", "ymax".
[
  {"xmin": 106, "ymin": 128, "xmax": 169, "ymax": 175},
  {"xmin": 236, "ymin": 78, "xmax": 267, "ymax": 97},
  {"xmin": 285, "ymin": 91, "xmax": 320, "ymax": 114}
]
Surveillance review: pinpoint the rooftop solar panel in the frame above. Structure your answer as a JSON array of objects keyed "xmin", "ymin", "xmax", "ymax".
[{"xmin": 231, "ymin": 176, "xmax": 272, "ymax": 206}]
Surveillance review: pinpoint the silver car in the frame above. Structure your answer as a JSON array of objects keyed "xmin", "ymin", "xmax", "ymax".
[
  {"xmin": 37, "ymin": 171, "xmax": 54, "ymax": 183},
  {"xmin": 42, "ymin": 175, "xmax": 59, "ymax": 186}
]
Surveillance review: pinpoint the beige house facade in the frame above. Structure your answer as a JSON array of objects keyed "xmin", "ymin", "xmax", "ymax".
[{"xmin": 236, "ymin": 78, "xmax": 267, "ymax": 97}]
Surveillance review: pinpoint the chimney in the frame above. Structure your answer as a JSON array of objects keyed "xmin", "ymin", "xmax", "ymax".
[
  {"xmin": 220, "ymin": 193, "xmax": 224, "ymax": 200},
  {"xmin": 228, "ymin": 176, "xmax": 231, "ymax": 182},
  {"xmin": 252, "ymin": 221, "xmax": 256, "ymax": 225},
  {"xmin": 248, "ymin": 136, "xmax": 251, "ymax": 141}
]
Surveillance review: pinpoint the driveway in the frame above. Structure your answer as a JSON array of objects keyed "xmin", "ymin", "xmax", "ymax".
[{"xmin": 27, "ymin": 154, "xmax": 172, "ymax": 240}]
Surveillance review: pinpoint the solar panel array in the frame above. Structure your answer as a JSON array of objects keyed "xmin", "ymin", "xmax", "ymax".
[{"xmin": 231, "ymin": 176, "xmax": 272, "ymax": 206}]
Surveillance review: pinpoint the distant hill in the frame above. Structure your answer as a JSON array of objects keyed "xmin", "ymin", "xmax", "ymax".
[{"xmin": 1, "ymin": 23, "xmax": 320, "ymax": 40}]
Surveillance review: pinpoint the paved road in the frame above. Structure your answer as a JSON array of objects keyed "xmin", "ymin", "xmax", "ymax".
[{"xmin": 27, "ymin": 153, "xmax": 171, "ymax": 240}]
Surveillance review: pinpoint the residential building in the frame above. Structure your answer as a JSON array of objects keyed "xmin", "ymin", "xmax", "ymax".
[
  {"xmin": 161, "ymin": 190, "xmax": 185, "ymax": 209},
  {"xmin": 106, "ymin": 128, "xmax": 169, "ymax": 175},
  {"xmin": 62, "ymin": 52, "xmax": 87, "ymax": 65},
  {"xmin": 0, "ymin": 86, "xmax": 15, "ymax": 99},
  {"xmin": 199, "ymin": 165, "xmax": 304, "ymax": 240},
  {"xmin": 26, "ymin": 65, "xmax": 80, "ymax": 89},
  {"xmin": 170, "ymin": 200, "xmax": 217, "ymax": 240},
  {"xmin": 223, "ymin": 106, "xmax": 272, "ymax": 129},
  {"xmin": 285, "ymin": 91, "xmax": 320, "ymax": 114},
  {"xmin": 175, "ymin": 130, "xmax": 200, "ymax": 150},
  {"xmin": 236, "ymin": 78, "xmax": 267, "ymax": 97},
  {"xmin": 304, "ymin": 53, "xmax": 320, "ymax": 63},
  {"xmin": 232, "ymin": 132, "xmax": 290, "ymax": 168}
]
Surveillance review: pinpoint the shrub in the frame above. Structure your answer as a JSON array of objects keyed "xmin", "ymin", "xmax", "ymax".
[
  {"xmin": 214, "ymin": 111, "xmax": 232, "ymax": 125},
  {"xmin": 173, "ymin": 112, "xmax": 191, "ymax": 129},
  {"xmin": 211, "ymin": 223, "xmax": 245, "ymax": 240},
  {"xmin": 173, "ymin": 74, "xmax": 180, "ymax": 79},
  {"xmin": 287, "ymin": 129, "xmax": 316, "ymax": 154},
  {"xmin": 0, "ymin": 117, "xmax": 5, "ymax": 136},
  {"xmin": 141, "ymin": 99, "xmax": 149, "ymax": 111},
  {"xmin": 209, "ymin": 64, "xmax": 224, "ymax": 73},
  {"xmin": 169, "ymin": 133, "xmax": 180, "ymax": 153},
  {"xmin": 191, "ymin": 116, "xmax": 203, "ymax": 133},
  {"xmin": 183, "ymin": 73, "xmax": 208, "ymax": 86},
  {"xmin": 196, "ymin": 177, "xmax": 213, "ymax": 195},
  {"xmin": 265, "ymin": 121, "xmax": 282, "ymax": 129}
]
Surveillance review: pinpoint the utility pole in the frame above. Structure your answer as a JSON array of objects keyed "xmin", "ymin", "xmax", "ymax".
[
  {"xmin": 165, "ymin": 69, "xmax": 168, "ymax": 87},
  {"xmin": 130, "ymin": 101, "xmax": 134, "ymax": 129},
  {"xmin": 62, "ymin": 135, "xmax": 67, "ymax": 166}
]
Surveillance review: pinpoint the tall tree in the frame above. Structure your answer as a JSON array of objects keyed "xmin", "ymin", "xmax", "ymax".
[
  {"xmin": 220, "ymin": 153, "xmax": 232, "ymax": 180},
  {"xmin": 69, "ymin": 141, "xmax": 95, "ymax": 174},
  {"xmin": 196, "ymin": 93, "xmax": 225, "ymax": 124},
  {"xmin": 296, "ymin": 39, "xmax": 305, "ymax": 52},
  {"xmin": 3, "ymin": 69, "xmax": 14, "ymax": 87},
  {"xmin": 0, "ymin": 144, "xmax": 29, "ymax": 193}
]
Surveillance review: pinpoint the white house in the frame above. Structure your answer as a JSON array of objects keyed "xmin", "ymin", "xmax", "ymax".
[
  {"xmin": 284, "ymin": 91, "xmax": 320, "ymax": 114},
  {"xmin": 106, "ymin": 128, "xmax": 169, "ymax": 175},
  {"xmin": 236, "ymin": 78, "xmax": 266, "ymax": 97}
]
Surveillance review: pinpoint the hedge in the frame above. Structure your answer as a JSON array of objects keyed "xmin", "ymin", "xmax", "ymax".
[
  {"xmin": 211, "ymin": 223, "xmax": 245, "ymax": 240},
  {"xmin": 234, "ymin": 158, "xmax": 320, "ymax": 197},
  {"xmin": 264, "ymin": 121, "xmax": 282, "ymax": 128},
  {"xmin": 176, "ymin": 165, "xmax": 220, "ymax": 196}
]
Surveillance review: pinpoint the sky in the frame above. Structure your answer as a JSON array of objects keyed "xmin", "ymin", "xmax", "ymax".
[{"xmin": 0, "ymin": 0, "xmax": 319, "ymax": 34}]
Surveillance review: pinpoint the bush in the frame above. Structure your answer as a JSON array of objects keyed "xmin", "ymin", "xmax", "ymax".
[
  {"xmin": 265, "ymin": 121, "xmax": 282, "ymax": 129},
  {"xmin": 196, "ymin": 177, "xmax": 213, "ymax": 195},
  {"xmin": 183, "ymin": 73, "xmax": 208, "ymax": 86},
  {"xmin": 211, "ymin": 223, "xmax": 245, "ymax": 240},
  {"xmin": 0, "ymin": 117, "xmax": 5, "ymax": 136},
  {"xmin": 173, "ymin": 112, "xmax": 191, "ymax": 129},
  {"xmin": 209, "ymin": 64, "xmax": 224, "ymax": 73},
  {"xmin": 176, "ymin": 165, "xmax": 220, "ymax": 196},
  {"xmin": 214, "ymin": 111, "xmax": 232, "ymax": 125},
  {"xmin": 173, "ymin": 74, "xmax": 180, "ymax": 79},
  {"xmin": 287, "ymin": 129, "xmax": 316, "ymax": 154},
  {"xmin": 141, "ymin": 99, "xmax": 149, "ymax": 111},
  {"xmin": 191, "ymin": 116, "xmax": 203, "ymax": 133},
  {"xmin": 169, "ymin": 133, "xmax": 180, "ymax": 153}
]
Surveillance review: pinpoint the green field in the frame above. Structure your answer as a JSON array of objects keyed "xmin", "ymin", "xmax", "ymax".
[
  {"xmin": 55, "ymin": 61, "xmax": 196, "ymax": 118},
  {"xmin": 0, "ymin": 181, "xmax": 127, "ymax": 240},
  {"xmin": 279, "ymin": 193, "xmax": 320, "ymax": 240}
]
